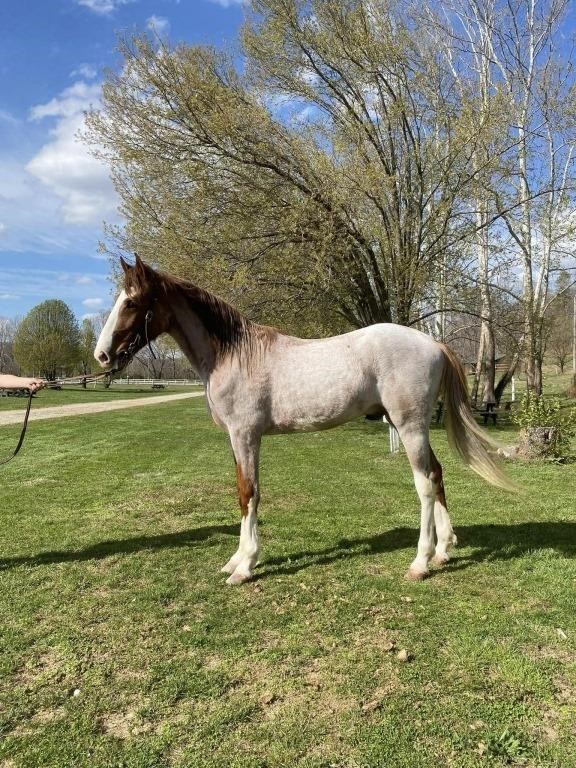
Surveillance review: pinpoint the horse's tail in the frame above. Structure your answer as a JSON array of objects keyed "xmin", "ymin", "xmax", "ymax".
[{"xmin": 438, "ymin": 343, "xmax": 516, "ymax": 492}]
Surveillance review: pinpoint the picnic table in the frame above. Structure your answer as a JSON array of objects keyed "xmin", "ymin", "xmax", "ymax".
[{"xmin": 0, "ymin": 388, "xmax": 34, "ymax": 398}]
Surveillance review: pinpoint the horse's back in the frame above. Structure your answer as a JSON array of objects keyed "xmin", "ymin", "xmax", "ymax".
[{"xmin": 262, "ymin": 323, "xmax": 443, "ymax": 434}]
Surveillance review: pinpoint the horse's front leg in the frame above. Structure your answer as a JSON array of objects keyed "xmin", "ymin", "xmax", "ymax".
[{"xmin": 221, "ymin": 430, "xmax": 261, "ymax": 585}]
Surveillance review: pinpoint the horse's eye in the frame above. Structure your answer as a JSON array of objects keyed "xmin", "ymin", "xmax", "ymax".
[{"xmin": 124, "ymin": 299, "xmax": 137, "ymax": 310}]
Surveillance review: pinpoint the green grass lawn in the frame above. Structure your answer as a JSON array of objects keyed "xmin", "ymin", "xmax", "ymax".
[
  {"xmin": 538, "ymin": 368, "xmax": 575, "ymax": 398},
  {"xmin": 0, "ymin": 398, "xmax": 574, "ymax": 768}
]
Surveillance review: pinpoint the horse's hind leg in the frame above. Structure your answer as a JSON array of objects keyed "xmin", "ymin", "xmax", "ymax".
[
  {"xmin": 395, "ymin": 424, "xmax": 457, "ymax": 579},
  {"xmin": 430, "ymin": 448, "xmax": 457, "ymax": 566},
  {"xmin": 221, "ymin": 431, "xmax": 261, "ymax": 585},
  {"xmin": 392, "ymin": 417, "xmax": 437, "ymax": 581},
  {"xmin": 391, "ymin": 423, "xmax": 436, "ymax": 580}
]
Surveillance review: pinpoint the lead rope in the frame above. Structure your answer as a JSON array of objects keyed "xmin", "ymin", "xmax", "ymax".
[
  {"xmin": 0, "ymin": 389, "xmax": 34, "ymax": 466},
  {"xmin": 1, "ymin": 307, "xmax": 156, "ymax": 465},
  {"xmin": 0, "ymin": 372, "xmax": 112, "ymax": 466}
]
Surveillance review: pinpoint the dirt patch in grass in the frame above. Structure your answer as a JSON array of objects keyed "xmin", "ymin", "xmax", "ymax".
[
  {"xmin": 202, "ymin": 653, "xmax": 225, "ymax": 670},
  {"xmin": 17, "ymin": 649, "xmax": 70, "ymax": 689},
  {"xmin": 261, "ymin": 687, "xmax": 356, "ymax": 722},
  {"xmin": 554, "ymin": 677, "xmax": 576, "ymax": 704},
  {"xmin": 22, "ymin": 477, "xmax": 57, "ymax": 487},
  {"xmin": 33, "ymin": 707, "xmax": 67, "ymax": 725},
  {"xmin": 99, "ymin": 710, "xmax": 140, "ymax": 740},
  {"xmin": 115, "ymin": 666, "xmax": 149, "ymax": 683},
  {"xmin": 8, "ymin": 706, "xmax": 68, "ymax": 738}
]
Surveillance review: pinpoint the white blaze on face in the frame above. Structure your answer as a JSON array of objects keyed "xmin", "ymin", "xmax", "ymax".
[{"xmin": 94, "ymin": 290, "xmax": 128, "ymax": 367}]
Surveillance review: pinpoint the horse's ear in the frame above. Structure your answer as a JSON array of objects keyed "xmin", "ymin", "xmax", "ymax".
[
  {"xmin": 133, "ymin": 253, "xmax": 157, "ymax": 291},
  {"xmin": 119, "ymin": 255, "xmax": 131, "ymax": 274},
  {"xmin": 134, "ymin": 253, "xmax": 149, "ymax": 279}
]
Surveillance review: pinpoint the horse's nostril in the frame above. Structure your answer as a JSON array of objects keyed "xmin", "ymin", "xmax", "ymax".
[{"xmin": 97, "ymin": 351, "xmax": 110, "ymax": 365}]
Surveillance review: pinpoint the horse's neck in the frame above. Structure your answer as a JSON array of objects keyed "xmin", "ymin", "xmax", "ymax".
[{"xmin": 168, "ymin": 297, "xmax": 216, "ymax": 382}]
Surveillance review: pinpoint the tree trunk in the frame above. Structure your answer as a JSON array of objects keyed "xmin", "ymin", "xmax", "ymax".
[
  {"xmin": 471, "ymin": 326, "xmax": 485, "ymax": 407},
  {"xmin": 482, "ymin": 323, "xmax": 496, "ymax": 405}
]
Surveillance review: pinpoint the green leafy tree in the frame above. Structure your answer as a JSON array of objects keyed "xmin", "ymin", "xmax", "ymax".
[
  {"xmin": 13, "ymin": 300, "xmax": 81, "ymax": 380},
  {"xmin": 0, "ymin": 317, "xmax": 19, "ymax": 375},
  {"xmin": 545, "ymin": 270, "xmax": 575, "ymax": 374},
  {"xmin": 86, "ymin": 1, "xmax": 509, "ymax": 333},
  {"xmin": 79, "ymin": 317, "xmax": 98, "ymax": 385}
]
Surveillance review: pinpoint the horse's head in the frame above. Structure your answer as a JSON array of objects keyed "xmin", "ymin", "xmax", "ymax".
[{"xmin": 94, "ymin": 254, "xmax": 171, "ymax": 372}]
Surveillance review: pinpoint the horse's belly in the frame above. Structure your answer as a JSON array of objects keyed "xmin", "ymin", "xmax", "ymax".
[{"xmin": 266, "ymin": 376, "xmax": 373, "ymax": 434}]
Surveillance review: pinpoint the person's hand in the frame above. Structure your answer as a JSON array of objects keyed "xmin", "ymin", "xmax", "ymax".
[{"xmin": 24, "ymin": 378, "xmax": 46, "ymax": 393}]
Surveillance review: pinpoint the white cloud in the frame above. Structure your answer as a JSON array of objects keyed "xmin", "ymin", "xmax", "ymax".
[
  {"xmin": 75, "ymin": 0, "xmax": 133, "ymax": 15},
  {"xmin": 29, "ymin": 81, "xmax": 100, "ymax": 121},
  {"xmin": 76, "ymin": 275, "xmax": 93, "ymax": 284},
  {"xmin": 207, "ymin": 0, "xmax": 244, "ymax": 7},
  {"xmin": 297, "ymin": 67, "xmax": 319, "ymax": 87},
  {"xmin": 0, "ymin": 159, "xmax": 81, "ymax": 254},
  {"xmin": 82, "ymin": 297, "xmax": 104, "ymax": 307},
  {"xmin": 0, "ymin": 294, "xmax": 18, "ymax": 300},
  {"xmin": 147, "ymin": 15, "xmax": 170, "ymax": 36},
  {"xmin": 0, "ymin": 268, "xmax": 111, "ymax": 306},
  {"xmin": 71, "ymin": 64, "xmax": 98, "ymax": 80},
  {"xmin": 0, "ymin": 109, "xmax": 19, "ymax": 125},
  {"xmin": 26, "ymin": 81, "xmax": 118, "ymax": 226}
]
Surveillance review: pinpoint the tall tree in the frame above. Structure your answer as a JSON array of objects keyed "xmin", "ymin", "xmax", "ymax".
[
  {"xmin": 0, "ymin": 317, "xmax": 19, "ymax": 375},
  {"xmin": 477, "ymin": 0, "xmax": 576, "ymax": 394},
  {"xmin": 545, "ymin": 270, "xmax": 575, "ymax": 373},
  {"xmin": 428, "ymin": 0, "xmax": 576, "ymax": 398},
  {"xmin": 86, "ymin": 0, "xmax": 509, "ymax": 333},
  {"xmin": 79, "ymin": 317, "xmax": 98, "ymax": 385},
  {"xmin": 13, "ymin": 300, "xmax": 80, "ymax": 380}
]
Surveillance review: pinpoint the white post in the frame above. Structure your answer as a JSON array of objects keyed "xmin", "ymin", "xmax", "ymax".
[
  {"xmin": 383, "ymin": 415, "xmax": 400, "ymax": 453},
  {"xmin": 511, "ymin": 376, "xmax": 515, "ymax": 402},
  {"xmin": 390, "ymin": 426, "xmax": 400, "ymax": 453}
]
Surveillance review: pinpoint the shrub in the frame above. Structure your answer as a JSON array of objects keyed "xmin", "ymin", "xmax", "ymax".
[{"xmin": 512, "ymin": 392, "xmax": 576, "ymax": 458}]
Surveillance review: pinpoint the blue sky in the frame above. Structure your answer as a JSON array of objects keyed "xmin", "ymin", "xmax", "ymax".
[{"xmin": 0, "ymin": 0, "xmax": 243, "ymax": 322}]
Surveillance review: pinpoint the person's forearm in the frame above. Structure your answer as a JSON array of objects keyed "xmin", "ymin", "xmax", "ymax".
[{"xmin": 0, "ymin": 375, "xmax": 34, "ymax": 389}]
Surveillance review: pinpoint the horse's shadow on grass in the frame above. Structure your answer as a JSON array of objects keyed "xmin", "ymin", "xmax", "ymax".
[
  {"xmin": 0, "ymin": 524, "xmax": 238, "ymax": 570},
  {"xmin": 259, "ymin": 521, "xmax": 576, "ymax": 579},
  {"xmin": 1, "ymin": 521, "xmax": 574, "ymax": 576}
]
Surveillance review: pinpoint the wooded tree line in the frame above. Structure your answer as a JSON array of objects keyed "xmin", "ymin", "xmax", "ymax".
[
  {"xmin": 0, "ymin": 306, "xmax": 193, "ymax": 382},
  {"xmin": 85, "ymin": 0, "xmax": 576, "ymax": 401},
  {"xmin": 0, "ymin": 303, "xmax": 104, "ymax": 381}
]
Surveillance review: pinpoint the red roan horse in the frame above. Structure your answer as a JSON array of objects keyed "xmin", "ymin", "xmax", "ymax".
[{"xmin": 95, "ymin": 256, "xmax": 511, "ymax": 585}]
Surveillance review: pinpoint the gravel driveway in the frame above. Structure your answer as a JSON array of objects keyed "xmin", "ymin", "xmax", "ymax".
[{"xmin": 0, "ymin": 392, "xmax": 204, "ymax": 427}]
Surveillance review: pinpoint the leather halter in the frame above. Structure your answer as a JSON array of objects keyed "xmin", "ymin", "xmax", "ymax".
[{"xmin": 118, "ymin": 306, "xmax": 157, "ymax": 368}]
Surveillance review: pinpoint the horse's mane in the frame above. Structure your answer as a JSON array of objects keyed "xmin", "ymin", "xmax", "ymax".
[{"xmin": 143, "ymin": 269, "xmax": 277, "ymax": 362}]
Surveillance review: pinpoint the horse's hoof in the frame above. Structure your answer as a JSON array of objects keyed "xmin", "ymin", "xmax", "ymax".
[
  {"xmin": 221, "ymin": 563, "xmax": 236, "ymax": 574},
  {"xmin": 432, "ymin": 554, "xmax": 450, "ymax": 567},
  {"xmin": 405, "ymin": 568, "xmax": 427, "ymax": 581},
  {"xmin": 225, "ymin": 571, "xmax": 251, "ymax": 586}
]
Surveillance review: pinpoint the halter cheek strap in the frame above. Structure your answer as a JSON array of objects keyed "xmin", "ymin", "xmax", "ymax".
[
  {"xmin": 144, "ymin": 309, "xmax": 157, "ymax": 360},
  {"xmin": 122, "ymin": 305, "xmax": 157, "ymax": 364}
]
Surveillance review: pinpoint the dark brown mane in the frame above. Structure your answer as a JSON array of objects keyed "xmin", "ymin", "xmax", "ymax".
[{"xmin": 150, "ymin": 270, "xmax": 276, "ymax": 361}]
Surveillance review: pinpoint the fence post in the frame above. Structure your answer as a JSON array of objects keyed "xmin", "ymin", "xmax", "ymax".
[{"xmin": 382, "ymin": 416, "xmax": 400, "ymax": 453}]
